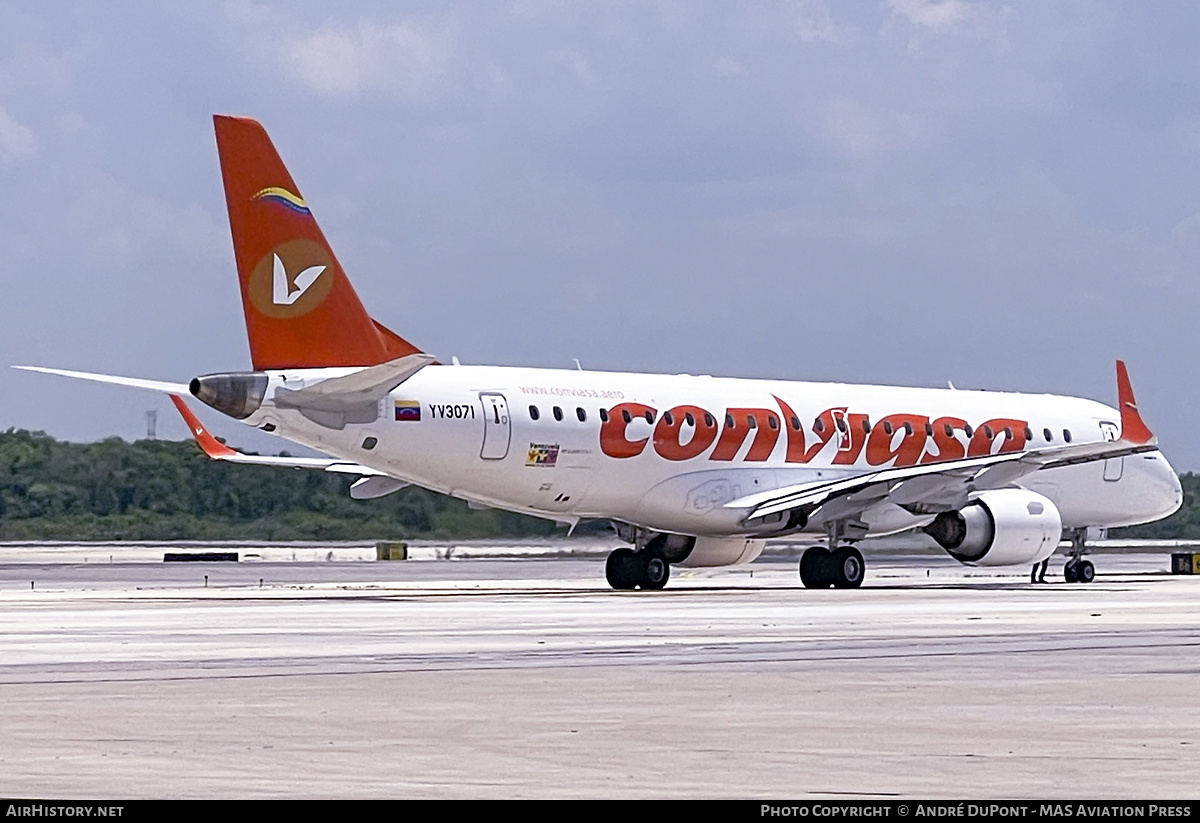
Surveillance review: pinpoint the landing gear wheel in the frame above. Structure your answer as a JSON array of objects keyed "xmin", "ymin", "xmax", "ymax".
[
  {"xmin": 831, "ymin": 546, "xmax": 865, "ymax": 588},
  {"xmin": 1076, "ymin": 559, "xmax": 1095, "ymax": 583},
  {"xmin": 640, "ymin": 550, "xmax": 670, "ymax": 590},
  {"xmin": 606, "ymin": 548, "xmax": 638, "ymax": 590},
  {"xmin": 800, "ymin": 547, "xmax": 832, "ymax": 588},
  {"xmin": 1063, "ymin": 559, "xmax": 1079, "ymax": 584}
]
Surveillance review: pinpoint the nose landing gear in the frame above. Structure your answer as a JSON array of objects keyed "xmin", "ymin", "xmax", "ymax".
[
  {"xmin": 1064, "ymin": 557, "xmax": 1095, "ymax": 584},
  {"xmin": 1061, "ymin": 527, "xmax": 1097, "ymax": 584}
]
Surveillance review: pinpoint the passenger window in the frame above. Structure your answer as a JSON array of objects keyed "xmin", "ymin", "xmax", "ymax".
[
  {"xmin": 553, "ymin": 406, "xmax": 563, "ymax": 421},
  {"xmin": 622, "ymin": 409, "xmax": 631, "ymax": 424},
  {"xmin": 747, "ymin": 415, "xmax": 757, "ymax": 429},
  {"xmin": 862, "ymin": 420, "xmax": 871, "ymax": 433},
  {"xmin": 882, "ymin": 421, "xmax": 893, "ymax": 435},
  {"xmin": 943, "ymin": 423, "xmax": 953, "ymax": 437},
  {"xmin": 814, "ymin": 418, "xmax": 824, "ymax": 433},
  {"xmin": 1063, "ymin": 429, "xmax": 1072, "ymax": 443},
  {"xmin": 663, "ymin": 411, "xmax": 674, "ymax": 426},
  {"xmin": 685, "ymin": 412, "xmax": 695, "ymax": 426},
  {"xmin": 1024, "ymin": 427, "xmax": 1033, "ymax": 441},
  {"xmin": 983, "ymin": 425, "xmax": 993, "ymax": 439},
  {"xmin": 1044, "ymin": 428, "xmax": 1052, "ymax": 442},
  {"xmin": 726, "ymin": 414, "xmax": 735, "ymax": 429},
  {"xmin": 704, "ymin": 413, "xmax": 715, "ymax": 427},
  {"xmin": 964, "ymin": 424, "xmax": 974, "ymax": 437},
  {"xmin": 529, "ymin": 405, "xmax": 540, "ymax": 421},
  {"xmin": 576, "ymin": 407, "xmax": 586, "ymax": 422},
  {"xmin": 600, "ymin": 408, "xmax": 609, "ymax": 423},
  {"xmin": 768, "ymin": 415, "xmax": 778, "ymax": 430},
  {"xmin": 644, "ymin": 410, "xmax": 654, "ymax": 423}
]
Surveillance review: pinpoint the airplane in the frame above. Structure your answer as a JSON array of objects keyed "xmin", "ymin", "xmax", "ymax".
[{"xmin": 16, "ymin": 115, "xmax": 1184, "ymax": 590}]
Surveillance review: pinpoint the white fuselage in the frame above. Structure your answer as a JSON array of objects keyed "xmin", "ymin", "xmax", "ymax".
[{"xmin": 234, "ymin": 365, "xmax": 1182, "ymax": 546}]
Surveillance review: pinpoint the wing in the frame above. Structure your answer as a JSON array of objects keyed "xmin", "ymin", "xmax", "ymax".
[{"xmin": 729, "ymin": 360, "xmax": 1159, "ymax": 530}]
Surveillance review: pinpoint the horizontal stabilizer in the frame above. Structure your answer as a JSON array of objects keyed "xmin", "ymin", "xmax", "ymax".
[
  {"xmin": 13, "ymin": 365, "xmax": 190, "ymax": 394},
  {"xmin": 170, "ymin": 395, "xmax": 388, "ymax": 476},
  {"xmin": 273, "ymin": 353, "xmax": 436, "ymax": 413}
]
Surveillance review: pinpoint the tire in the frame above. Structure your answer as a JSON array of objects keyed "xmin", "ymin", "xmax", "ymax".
[
  {"xmin": 800, "ymin": 547, "xmax": 831, "ymax": 588},
  {"xmin": 641, "ymin": 551, "xmax": 670, "ymax": 590},
  {"xmin": 1076, "ymin": 560, "xmax": 1095, "ymax": 584},
  {"xmin": 1064, "ymin": 560, "xmax": 1079, "ymax": 584},
  {"xmin": 831, "ymin": 546, "xmax": 865, "ymax": 589},
  {"xmin": 606, "ymin": 548, "xmax": 638, "ymax": 590}
]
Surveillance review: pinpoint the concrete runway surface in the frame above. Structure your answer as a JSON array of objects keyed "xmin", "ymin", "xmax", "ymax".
[{"xmin": 0, "ymin": 549, "xmax": 1197, "ymax": 798}]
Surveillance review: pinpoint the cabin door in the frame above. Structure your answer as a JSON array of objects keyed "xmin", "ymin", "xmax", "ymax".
[{"xmin": 480, "ymin": 392, "xmax": 511, "ymax": 460}]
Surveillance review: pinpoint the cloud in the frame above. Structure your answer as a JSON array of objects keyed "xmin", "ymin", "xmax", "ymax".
[
  {"xmin": 884, "ymin": 0, "xmax": 1012, "ymax": 50},
  {"xmin": 279, "ymin": 18, "xmax": 451, "ymax": 99},
  {"xmin": 714, "ymin": 57, "xmax": 746, "ymax": 77},
  {"xmin": 55, "ymin": 172, "xmax": 226, "ymax": 270},
  {"xmin": 887, "ymin": 0, "xmax": 975, "ymax": 32},
  {"xmin": 0, "ymin": 44, "xmax": 73, "ymax": 96},
  {"xmin": 550, "ymin": 49, "xmax": 597, "ymax": 85},
  {"xmin": 794, "ymin": 0, "xmax": 854, "ymax": 44},
  {"xmin": 0, "ymin": 104, "xmax": 36, "ymax": 163}
]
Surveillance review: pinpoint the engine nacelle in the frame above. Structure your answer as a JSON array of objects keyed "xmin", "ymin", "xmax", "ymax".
[
  {"xmin": 924, "ymin": 489, "xmax": 1062, "ymax": 567},
  {"xmin": 191, "ymin": 372, "xmax": 267, "ymax": 419},
  {"xmin": 676, "ymin": 536, "xmax": 765, "ymax": 568}
]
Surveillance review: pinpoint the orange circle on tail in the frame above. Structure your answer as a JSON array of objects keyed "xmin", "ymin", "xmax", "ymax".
[{"xmin": 247, "ymin": 239, "xmax": 336, "ymax": 319}]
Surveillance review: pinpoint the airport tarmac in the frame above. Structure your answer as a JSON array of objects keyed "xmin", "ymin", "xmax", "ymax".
[{"xmin": 0, "ymin": 548, "xmax": 1197, "ymax": 799}]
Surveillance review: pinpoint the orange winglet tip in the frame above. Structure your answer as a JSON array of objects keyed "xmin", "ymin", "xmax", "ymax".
[
  {"xmin": 169, "ymin": 395, "xmax": 238, "ymax": 458},
  {"xmin": 1115, "ymin": 360, "xmax": 1154, "ymax": 445}
]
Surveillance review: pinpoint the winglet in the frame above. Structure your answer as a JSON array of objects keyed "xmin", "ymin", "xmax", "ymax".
[
  {"xmin": 1115, "ymin": 360, "xmax": 1154, "ymax": 445},
  {"xmin": 170, "ymin": 395, "xmax": 238, "ymax": 458}
]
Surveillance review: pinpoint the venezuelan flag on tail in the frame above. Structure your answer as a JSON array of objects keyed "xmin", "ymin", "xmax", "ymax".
[{"xmin": 213, "ymin": 115, "xmax": 422, "ymax": 370}]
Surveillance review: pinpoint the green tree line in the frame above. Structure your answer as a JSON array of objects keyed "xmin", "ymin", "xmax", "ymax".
[
  {"xmin": 0, "ymin": 429, "xmax": 561, "ymax": 540},
  {"xmin": 0, "ymin": 428, "xmax": 1195, "ymax": 541}
]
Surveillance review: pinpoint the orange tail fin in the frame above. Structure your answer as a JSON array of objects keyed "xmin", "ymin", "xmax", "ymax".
[{"xmin": 213, "ymin": 115, "xmax": 422, "ymax": 370}]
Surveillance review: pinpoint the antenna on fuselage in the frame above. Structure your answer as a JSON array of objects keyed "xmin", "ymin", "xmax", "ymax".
[{"xmin": 572, "ymin": 358, "xmax": 582, "ymax": 371}]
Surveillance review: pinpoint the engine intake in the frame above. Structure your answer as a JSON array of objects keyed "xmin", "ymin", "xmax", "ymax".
[
  {"xmin": 924, "ymin": 489, "xmax": 1062, "ymax": 567},
  {"xmin": 190, "ymin": 372, "xmax": 268, "ymax": 420}
]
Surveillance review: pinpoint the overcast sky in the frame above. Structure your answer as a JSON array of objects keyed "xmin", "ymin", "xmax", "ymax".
[{"xmin": 3, "ymin": 1, "xmax": 1200, "ymax": 467}]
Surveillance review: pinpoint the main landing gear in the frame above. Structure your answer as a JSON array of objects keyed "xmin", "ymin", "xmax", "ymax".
[
  {"xmin": 799, "ymin": 521, "xmax": 867, "ymax": 589},
  {"xmin": 605, "ymin": 546, "xmax": 670, "ymax": 590},
  {"xmin": 799, "ymin": 545, "xmax": 865, "ymax": 588},
  {"xmin": 1061, "ymin": 527, "xmax": 1096, "ymax": 584}
]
